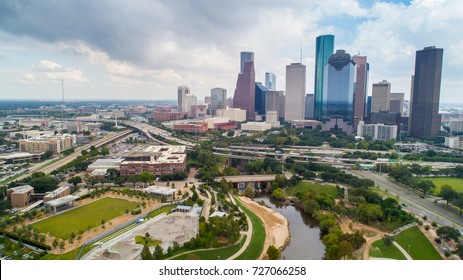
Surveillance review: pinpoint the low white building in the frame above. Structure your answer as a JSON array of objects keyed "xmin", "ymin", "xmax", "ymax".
[
  {"xmin": 357, "ymin": 121, "xmax": 397, "ymax": 140},
  {"xmin": 449, "ymin": 120, "xmax": 463, "ymax": 133},
  {"xmin": 216, "ymin": 108, "xmax": 246, "ymax": 122},
  {"xmin": 265, "ymin": 111, "xmax": 280, "ymax": 128},
  {"xmin": 241, "ymin": 122, "xmax": 273, "ymax": 132}
]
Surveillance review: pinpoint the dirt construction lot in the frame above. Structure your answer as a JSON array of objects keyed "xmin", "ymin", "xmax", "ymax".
[{"xmin": 83, "ymin": 212, "xmax": 198, "ymax": 260}]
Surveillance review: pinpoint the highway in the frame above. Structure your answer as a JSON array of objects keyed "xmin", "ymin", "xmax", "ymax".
[{"xmin": 348, "ymin": 170, "xmax": 463, "ymax": 232}]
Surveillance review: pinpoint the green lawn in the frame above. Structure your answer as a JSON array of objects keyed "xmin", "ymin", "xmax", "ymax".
[
  {"xmin": 146, "ymin": 205, "xmax": 175, "ymax": 219},
  {"xmin": 425, "ymin": 177, "xmax": 463, "ymax": 195},
  {"xmin": 172, "ymin": 236, "xmax": 247, "ymax": 260},
  {"xmin": 395, "ymin": 226, "xmax": 442, "ymax": 260},
  {"xmin": 286, "ymin": 181, "xmax": 340, "ymax": 198},
  {"xmin": 234, "ymin": 196, "xmax": 266, "ymax": 260},
  {"xmin": 135, "ymin": 235, "xmax": 161, "ymax": 247},
  {"xmin": 32, "ymin": 197, "xmax": 138, "ymax": 239},
  {"xmin": 369, "ymin": 239, "xmax": 406, "ymax": 260},
  {"xmin": 41, "ymin": 245, "xmax": 96, "ymax": 260}
]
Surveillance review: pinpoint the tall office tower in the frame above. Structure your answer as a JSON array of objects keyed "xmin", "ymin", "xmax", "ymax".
[
  {"xmin": 408, "ymin": 75, "xmax": 414, "ymax": 131},
  {"xmin": 255, "ymin": 83, "xmax": 268, "ymax": 116},
  {"xmin": 314, "ymin": 34, "xmax": 335, "ymax": 120},
  {"xmin": 233, "ymin": 56, "xmax": 256, "ymax": 120},
  {"xmin": 240, "ymin": 51, "xmax": 254, "ymax": 73},
  {"xmin": 226, "ymin": 97, "xmax": 233, "ymax": 108},
  {"xmin": 210, "ymin": 88, "xmax": 227, "ymax": 111},
  {"xmin": 305, "ymin": 94, "xmax": 314, "ymax": 119},
  {"xmin": 390, "ymin": 93, "xmax": 405, "ymax": 114},
  {"xmin": 410, "ymin": 46, "xmax": 444, "ymax": 138},
  {"xmin": 285, "ymin": 63, "xmax": 306, "ymax": 121},
  {"xmin": 372, "ymin": 80, "xmax": 391, "ymax": 113},
  {"xmin": 322, "ymin": 50, "xmax": 356, "ymax": 130},
  {"xmin": 265, "ymin": 91, "xmax": 285, "ymax": 120},
  {"xmin": 265, "ymin": 72, "xmax": 276, "ymax": 90},
  {"xmin": 352, "ymin": 55, "xmax": 369, "ymax": 128},
  {"xmin": 177, "ymin": 85, "xmax": 190, "ymax": 112},
  {"xmin": 204, "ymin": 96, "xmax": 211, "ymax": 105}
]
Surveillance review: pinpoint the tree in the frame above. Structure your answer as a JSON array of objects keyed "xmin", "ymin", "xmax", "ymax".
[
  {"xmin": 271, "ymin": 188, "xmax": 288, "ymax": 200},
  {"xmin": 266, "ymin": 245, "xmax": 281, "ymax": 260},
  {"xmin": 242, "ymin": 185, "xmax": 255, "ymax": 198},
  {"xmin": 100, "ymin": 147, "xmax": 110, "ymax": 156},
  {"xmin": 153, "ymin": 244, "xmax": 164, "ymax": 259},
  {"xmin": 139, "ymin": 172, "xmax": 155, "ymax": 186},
  {"xmin": 436, "ymin": 226, "xmax": 461, "ymax": 242},
  {"xmin": 416, "ymin": 180, "xmax": 436, "ymax": 195},
  {"xmin": 59, "ymin": 240, "xmax": 65, "ymax": 252},
  {"xmin": 382, "ymin": 235, "xmax": 394, "ymax": 247},
  {"xmin": 106, "ymin": 168, "xmax": 119, "ymax": 181},
  {"xmin": 68, "ymin": 176, "xmax": 82, "ymax": 188},
  {"xmin": 453, "ymin": 243, "xmax": 463, "ymax": 259},
  {"xmin": 52, "ymin": 239, "xmax": 59, "ymax": 249},
  {"xmin": 141, "ymin": 244, "xmax": 152, "ymax": 260},
  {"xmin": 338, "ymin": 240, "xmax": 353, "ymax": 259},
  {"xmin": 439, "ymin": 185, "xmax": 458, "ymax": 205}
]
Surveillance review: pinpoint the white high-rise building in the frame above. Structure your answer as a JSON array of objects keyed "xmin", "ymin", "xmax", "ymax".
[
  {"xmin": 177, "ymin": 86, "xmax": 190, "ymax": 113},
  {"xmin": 284, "ymin": 63, "xmax": 306, "ymax": 121},
  {"xmin": 265, "ymin": 72, "xmax": 276, "ymax": 90},
  {"xmin": 371, "ymin": 80, "xmax": 391, "ymax": 113}
]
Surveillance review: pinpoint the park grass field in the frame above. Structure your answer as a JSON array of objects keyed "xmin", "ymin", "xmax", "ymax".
[
  {"xmin": 395, "ymin": 226, "xmax": 442, "ymax": 260},
  {"xmin": 369, "ymin": 239, "xmax": 406, "ymax": 260},
  {"xmin": 425, "ymin": 177, "xmax": 463, "ymax": 195},
  {"xmin": 286, "ymin": 181, "xmax": 340, "ymax": 198},
  {"xmin": 234, "ymin": 197, "xmax": 266, "ymax": 260},
  {"xmin": 172, "ymin": 236, "xmax": 247, "ymax": 260},
  {"xmin": 32, "ymin": 197, "xmax": 138, "ymax": 239}
]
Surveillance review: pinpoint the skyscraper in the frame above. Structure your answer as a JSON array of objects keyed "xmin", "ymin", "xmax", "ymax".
[
  {"xmin": 352, "ymin": 55, "xmax": 369, "ymax": 128},
  {"xmin": 372, "ymin": 80, "xmax": 391, "ymax": 113},
  {"xmin": 305, "ymin": 94, "xmax": 314, "ymax": 119},
  {"xmin": 390, "ymin": 92, "xmax": 404, "ymax": 114},
  {"xmin": 265, "ymin": 72, "xmax": 276, "ymax": 90},
  {"xmin": 177, "ymin": 85, "xmax": 190, "ymax": 112},
  {"xmin": 255, "ymin": 82, "xmax": 268, "ymax": 116},
  {"xmin": 240, "ymin": 52, "xmax": 254, "ymax": 73},
  {"xmin": 322, "ymin": 50, "xmax": 356, "ymax": 129},
  {"xmin": 210, "ymin": 88, "xmax": 227, "ymax": 111},
  {"xmin": 285, "ymin": 63, "xmax": 306, "ymax": 121},
  {"xmin": 265, "ymin": 91, "xmax": 285, "ymax": 121},
  {"xmin": 410, "ymin": 46, "xmax": 444, "ymax": 138},
  {"xmin": 314, "ymin": 34, "xmax": 335, "ymax": 120},
  {"xmin": 233, "ymin": 52, "xmax": 256, "ymax": 120}
]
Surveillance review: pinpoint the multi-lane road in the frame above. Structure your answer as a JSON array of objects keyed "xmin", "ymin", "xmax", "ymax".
[{"xmin": 348, "ymin": 170, "xmax": 463, "ymax": 232}]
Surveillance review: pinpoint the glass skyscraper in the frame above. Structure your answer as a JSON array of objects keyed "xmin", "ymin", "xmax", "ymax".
[
  {"xmin": 255, "ymin": 82, "xmax": 268, "ymax": 116},
  {"xmin": 265, "ymin": 72, "xmax": 276, "ymax": 90},
  {"xmin": 314, "ymin": 34, "xmax": 334, "ymax": 121},
  {"xmin": 322, "ymin": 50, "xmax": 356, "ymax": 125},
  {"xmin": 233, "ymin": 52, "xmax": 256, "ymax": 120}
]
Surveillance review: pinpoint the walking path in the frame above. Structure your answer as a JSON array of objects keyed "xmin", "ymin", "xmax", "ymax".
[
  {"xmin": 227, "ymin": 195, "xmax": 253, "ymax": 260},
  {"xmin": 392, "ymin": 241, "xmax": 413, "ymax": 260}
]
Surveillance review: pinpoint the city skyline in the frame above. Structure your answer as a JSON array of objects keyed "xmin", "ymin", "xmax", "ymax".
[{"xmin": 0, "ymin": 0, "xmax": 462, "ymax": 103}]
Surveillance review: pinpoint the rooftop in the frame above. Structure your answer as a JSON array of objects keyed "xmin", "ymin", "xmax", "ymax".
[
  {"xmin": 144, "ymin": 145, "xmax": 186, "ymax": 154},
  {"xmin": 9, "ymin": 185, "xmax": 34, "ymax": 194},
  {"xmin": 44, "ymin": 195, "xmax": 79, "ymax": 208},
  {"xmin": 143, "ymin": 186, "xmax": 176, "ymax": 196}
]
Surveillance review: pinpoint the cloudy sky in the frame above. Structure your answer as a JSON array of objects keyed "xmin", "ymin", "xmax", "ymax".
[{"xmin": 0, "ymin": 0, "xmax": 462, "ymax": 103}]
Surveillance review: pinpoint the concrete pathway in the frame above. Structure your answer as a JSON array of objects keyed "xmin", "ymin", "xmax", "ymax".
[
  {"xmin": 392, "ymin": 241, "xmax": 413, "ymax": 260},
  {"xmin": 227, "ymin": 195, "xmax": 253, "ymax": 260}
]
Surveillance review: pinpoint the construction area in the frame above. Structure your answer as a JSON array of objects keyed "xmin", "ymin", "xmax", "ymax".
[{"xmin": 82, "ymin": 211, "xmax": 199, "ymax": 260}]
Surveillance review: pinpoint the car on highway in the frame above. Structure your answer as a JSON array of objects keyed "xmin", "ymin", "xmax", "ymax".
[{"xmin": 401, "ymin": 203, "xmax": 407, "ymax": 207}]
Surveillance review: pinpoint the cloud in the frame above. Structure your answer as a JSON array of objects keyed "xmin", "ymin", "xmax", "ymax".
[
  {"xmin": 0, "ymin": 0, "xmax": 462, "ymax": 101},
  {"xmin": 18, "ymin": 60, "xmax": 88, "ymax": 86}
]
